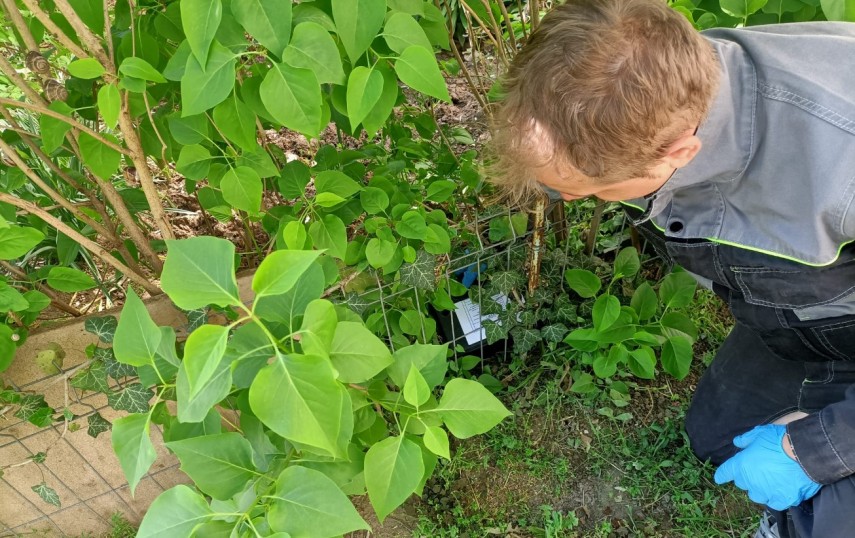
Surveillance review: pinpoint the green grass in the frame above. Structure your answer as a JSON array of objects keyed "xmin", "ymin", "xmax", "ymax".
[{"xmin": 414, "ymin": 361, "xmax": 758, "ymax": 538}]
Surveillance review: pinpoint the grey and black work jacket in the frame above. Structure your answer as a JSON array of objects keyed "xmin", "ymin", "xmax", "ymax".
[{"xmin": 623, "ymin": 22, "xmax": 855, "ymax": 485}]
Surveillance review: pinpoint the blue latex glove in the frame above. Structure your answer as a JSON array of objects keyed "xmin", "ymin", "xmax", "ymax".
[{"xmin": 714, "ymin": 424, "xmax": 821, "ymax": 510}]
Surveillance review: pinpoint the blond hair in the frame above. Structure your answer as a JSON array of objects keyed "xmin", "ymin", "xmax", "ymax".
[{"xmin": 487, "ymin": 0, "xmax": 720, "ymax": 207}]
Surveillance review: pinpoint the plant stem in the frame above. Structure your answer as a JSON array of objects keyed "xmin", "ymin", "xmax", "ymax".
[
  {"xmin": 51, "ymin": 0, "xmax": 114, "ymax": 72},
  {"xmin": 0, "ymin": 52, "xmax": 47, "ymax": 107},
  {"xmin": 0, "ymin": 0, "xmax": 39, "ymax": 52},
  {"xmin": 0, "ymin": 193, "xmax": 160, "ymax": 295},
  {"xmin": 0, "ymin": 97, "xmax": 130, "ymax": 156},
  {"xmin": 16, "ymin": 0, "xmax": 89, "ymax": 60},
  {"xmin": 117, "ymin": 92, "xmax": 175, "ymax": 243},
  {"xmin": 1, "ymin": 261, "xmax": 85, "ymax": 316}
]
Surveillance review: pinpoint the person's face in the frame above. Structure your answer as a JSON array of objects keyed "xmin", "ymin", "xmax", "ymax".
[
  {"xmin": 534, "ymin": 159, "xmax": 675, "ymax": 202},
  {"xmin": 532, "ymin": 126, "xmax": 703, "ymax": 202}
]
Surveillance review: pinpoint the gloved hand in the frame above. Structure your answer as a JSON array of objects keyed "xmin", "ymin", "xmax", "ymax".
[{"xmin": 714, "ymin": 424, "xmax": 821, "ymax": 510}]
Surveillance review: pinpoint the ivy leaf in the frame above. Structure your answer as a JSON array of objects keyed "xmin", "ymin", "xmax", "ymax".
[
  {"xmin": 399, "ymin": 250, "xmax": 436, "ymax": 291},
  {"xmin": 364, "ymin": 436, "xmax": 424, "ymax": 523},
  {"xmin": 282, "ymin": 22, "xmax": 345, "ymax": 85},
  {"xmin": 99, "ymin": 347, "xmax": 137, "ymax": 379},
  {"xmin": 32, "ymin": 483, "xmax": 61, "ymax": 507},
  {"xmin": 70, "ymin": 361, "xmax": 109, "ymax": 393},
  {"xmin": 344, "ymin": 291, "xmax": 371, "ymax": 316},
  {"xmin": 137, "ymin": 486, "xmax": 213, "ymax": 538},
  {"xmin": 268, "ymin": 466, "xmax": 369, "ymax": 536},
  {"xmin": 185, "ymin": 309, "xmax": 208, "ymax": 333},
  {"xmin": 541, "ymin": 324, "xmax": 569, "ymax": 344},
  {"xmin": 490, "ymin": 271, "xmax": 521, "ymax": 295},
  {"xmin": 85, "ymin": 316, "xmax": 118, "ymax": 343},
  {"xmin": 483, "ymin": 319, "xmax": 508, "ymax": 345},
  {"xmin": 108, "ymin": 383, "xmax": 154, "ymax": 414},
  {"xmin": 511, "ymin": 327, "xmax": 540, "ymax": 355},
  {"xmin": 232, "ymin": 0, "xmax": 292, "ymax": 58},
  {"xmin": 394, "ymin": 46, "xmax": 451, "ymax": 102},
  {"xmin": 15, "ymin": 395, "xmax": 53, "ymax": 427},
  {"xmin": 87, "ymin": 412, "xmax": 112, "ymax": 438},
  {"xmin": 181, "ymin": 0, "xmax": 222, "ymax": 66}
]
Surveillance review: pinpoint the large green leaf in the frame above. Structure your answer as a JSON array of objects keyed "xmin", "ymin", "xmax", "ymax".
[
  {"xmin": 720, "ymin": 0, "xmax": 769, "ymax": 17},
  {"xmin": 137, "ymin": 486, "xmax": 213, "ymax": 538},
  {"xmin": 308, "ymin": 214, "xmax": 347, "ymax": 259},
  {"xmin": 176, "ymin": 350, "xmax": 232, "ymax": 423},
  {"xmin": 176, "ymin": 144, "xmax": 212, "ymax": 180},
  {"xmin": 68, "ymin": 58, "xmax": 105, "ymax": 79},
  {"xmin": 282, "ymin": 22, "xmax": 345, "ymax": 85},
  {"xmin": 329, "ymin": 322, "xmax": 393, "ymax": 383},
  {"xmin": 387, "ymin": 344, "xmax": 447, "ymax": 389},
  {"xmin": 435, "ymin": 378, "xmax": 512, "ymax": 438},
  {"xmin": 166, "ymin": 433, "xmax": 256, "ymax": 500},
  {"xmin": 315, "ymin": 171, "xmax": 362, "ymax": 198},
  {"xmin": 181, "ymin": 0, "xmax": 222, "ymax": 65},
  {"xmin": 630, "ymin": 282, "xmax": 658, "ymax": 321},
  {"xmin": 253, "ymin": 249, "xmax": 321, "ymax": 298},
  {"xmin": 613, "ymin": 247, "xmax": 640, "ymax": 279},
  {"xmin": 221, "ymin": 166, "xmax": 262, "ymax": 213},
  {"xmin": 254, "ymin": 266, "xmax": 324, "ymax": 327},
  {"xmin": 659, "ymin": 271, "xmax": 697, "ymax": 309},
  {"xmin": 383, "ymin": 12, "xmax": 432, "ymax": 54},
  {"xmin": 46, "ymin": 267, "xmax": 96, "ymax": 292},
  {"xmin": 268, "ymin": 466, "xmax": 369, "ymax": 537},
  {"xmin": 79, "ymin": 133, "xmax": 122, "ymax": 180},
  {"xmin": 161, "ymin": 237, "xmax": 240, "ymax": 309},
  {"xmin": 119, "ymin": 57, "xmax": 167, "ymax": 83},
  {"xmin": 821, "ymin": 0, "xmax": 855, "ymax": 20},
  {"xmin": 97, "ymin": 83, "xmax": 121, "ymax": 129},
  {"xmin": 260, "ymin": 63, "xmax": 322, "ymax": 138},
  {"xmin": 628, "ymin": 346, "xmax": 656, "ymax": 380},
  {"xmin": 0, "ymin": 226, "xmax": 44, "ymax": 260},
  {"xmin": 592, "ymin": 294, "xmax": 621, "ymax": 332},
  {"xmin": 249, "ymin": 353, "xmax": 352, "ymax": 457},
  {"xmin": 564, "ymin": 269, "xmax": 602, "ymax": 298},
  {"xmin": 393, "ymin": 46, "xmax": 450, "ymax": 102},
  {"xmin": 111, "ymin": 413, "xmax": 157, "ymax": 495},
  {"xmin": 298, "ymin": 299, "xmax": 338, "ymax": 358},
  {"xmin": 113, "ymin": 288, "xmax": 160, "ymax": 367},
  {"xmin": 181, "ymin": 41, "xmax": 237, "ymax": 116},
  {"xmin": 347, "ymin": 66, "xmax": 383, "ymax": 129},
  {"xmin": 364, "ymin": 436, "xmax": 424, "ymax": 522},
  {"xmin": 362, "ymin": 63, "xmax": 399, "ymax": 137},
  {"xmin": 212, "ymin": 94, "xmax": 257, "ymax": 151},
  {"xmin": 0, "ymin": 324, "xmax": 16, "ymax": 373},
  {"xmin": 179, "ymin": 325, "xmax": 229, "ymax": 398},
  {"xmin": 40, "ymin": 101, "xmax": 73, "ymax": 153},
  {"xmin": 232, "ymin": 0, "xmax": 292, "ymax": 57},
  {"xmin": 660, "ymin": 334, "xmax": 693, "ymax": 379},
  {"xmin": 332, "ymin": 0, "xmax": 386, "ymax": 61}
]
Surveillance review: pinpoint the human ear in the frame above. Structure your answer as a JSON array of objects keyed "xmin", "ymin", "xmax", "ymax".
[{"xmin": 663, "ymin": 133, "xmax": 702, "ymax": 169}]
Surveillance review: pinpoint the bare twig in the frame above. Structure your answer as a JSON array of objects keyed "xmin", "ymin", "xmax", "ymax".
[
  {"xmin": 117, "ymin": 92, "xmax": 175, "ymax": 243},
  {"xmin": 0, "ymin": 261, "xmax": 84, "ymax": 317},
  {"xmin": 0, "ymin": 97, "xmax": 130, "ymax": 156},
  {"xmin": 436, "ymin": 0, "xmax": 488, "ymax": 111},
  {"xmin": 0, "ymin": 52, "xmax": 47, "ymax": 106},
  {"xmin": 51, "ymin": 0, "xmax": 113, "ymax": 72},
  {"xmin": 0, "ymin": 0, "xmax": 39, "ymax": 52},
  {"xmin": 497, "ymin": 0, "xmax": 518, "ymax": 50},
  {"xmin": 0, "ymin": 193, "xmax": 161, "ymax": 295},
  {"xmin": 16, "ymin": 0, "xmax": 89, "ymax": 61}
]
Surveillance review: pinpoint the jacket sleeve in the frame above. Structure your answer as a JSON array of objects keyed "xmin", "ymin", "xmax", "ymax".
[{"xmin": 788, "ymin": 385, "xmax": 855, "ymax": 484}]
